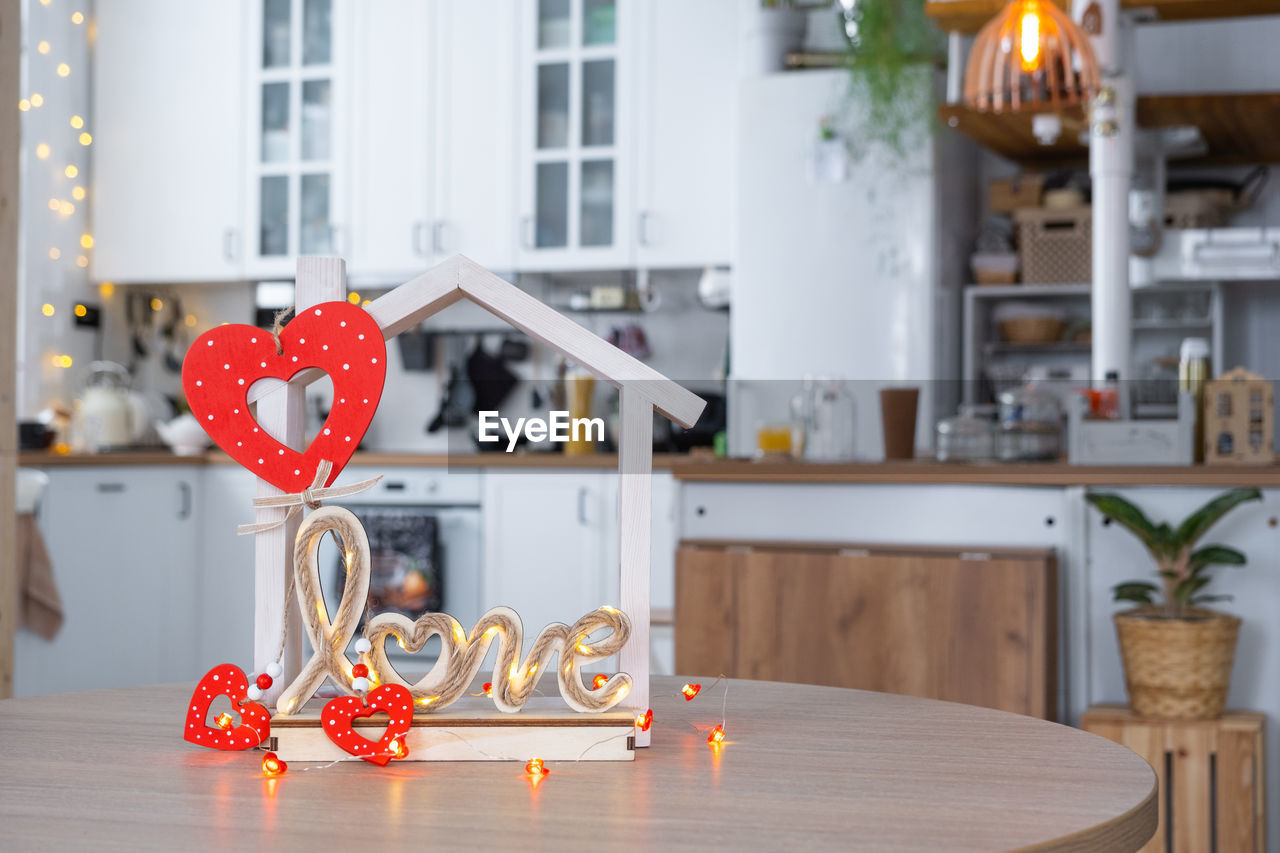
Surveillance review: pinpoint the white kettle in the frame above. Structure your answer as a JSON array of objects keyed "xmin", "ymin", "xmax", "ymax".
[{"xmin": 76, "ymin": 361, "xmax": 135, "ymax": 451}]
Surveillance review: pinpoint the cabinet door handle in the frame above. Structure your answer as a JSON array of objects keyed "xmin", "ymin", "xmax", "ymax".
[
  {"xmin": 577, "ymin": 486, "xmax": 588, "ymax": 526},
  {"xmin": 96, "ymin": 482, "xmax": 126, "ymax": 494},
  {"xmin": 637, "ymin": 211, "xmax": 651, "ymax": 248},
  {"xmin": 412, "ymin": 221, "xmax": 427, "ymax": 257},
  {"xmin": 177, "ymin": 481, "xmax": 192, "ymax": 520},
  {"xmin": 432, "ymin": 220, "xmax": 446, "ymax": 255},
  {"xmin": 521, "ymin": 215, "xmax": 534, "ymax": 249},
  {"xmin": 222, "ymin": 228, "xmax": 240, "ymax": 262}
]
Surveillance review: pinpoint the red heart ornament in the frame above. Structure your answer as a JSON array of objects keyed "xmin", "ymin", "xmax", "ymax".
[
  {"xmin": 321, "ymin": 685, "xmax": 414, "ymax": 766},
  {"xmin": 182, "ymin": 301, "xmax": 386, "ymax": 493},
  {"xmin": 184, "ymin": 664, "xmax": 271, "ymax": 751}
]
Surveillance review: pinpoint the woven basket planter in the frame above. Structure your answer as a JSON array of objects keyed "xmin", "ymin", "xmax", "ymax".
[{"xmin": 1114, "ymin": 607, "xmax": 1240, "ymax": 720}]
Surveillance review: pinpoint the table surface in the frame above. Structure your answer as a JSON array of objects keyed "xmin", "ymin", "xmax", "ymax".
[{"xmin": 1, "ymin": 677, "xmax": 1156, "ymax": 852}]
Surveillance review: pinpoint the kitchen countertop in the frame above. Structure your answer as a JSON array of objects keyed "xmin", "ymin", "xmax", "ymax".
[{"xmin": 19, "ymin": 450, "xmax": 1280, "ymax": 486}]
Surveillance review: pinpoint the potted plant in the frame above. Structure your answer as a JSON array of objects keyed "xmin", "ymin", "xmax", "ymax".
[{"xmin": 1086, "ymin": 487, "xmax": 1262, "ymax": 720}]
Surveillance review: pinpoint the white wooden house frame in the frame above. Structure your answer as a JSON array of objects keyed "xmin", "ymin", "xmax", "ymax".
[{"xmin": 246, "ymin": 255, "xmax": 705, "ymax": 750}]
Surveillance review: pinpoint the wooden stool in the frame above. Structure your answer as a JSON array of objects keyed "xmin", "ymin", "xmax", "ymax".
[{"xmin": 1082, "ymin": 705, "xmax": 1265, "ymax": 853}]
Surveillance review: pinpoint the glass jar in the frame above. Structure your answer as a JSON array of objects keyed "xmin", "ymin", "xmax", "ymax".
[{"xmin": 936, "ymin": 404, "xmax": 995, "ymax": 462}]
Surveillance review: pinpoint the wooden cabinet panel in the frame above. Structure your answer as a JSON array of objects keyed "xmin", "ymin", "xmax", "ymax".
[{"xmin": 676, "ymin": 542, "xmax": 1057, "ymax": 719}]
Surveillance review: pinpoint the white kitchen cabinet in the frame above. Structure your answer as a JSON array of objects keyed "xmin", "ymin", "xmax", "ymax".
[
  {"xmin": 348, "ymin": 0, "xmax": 519, "ymax": 283},
  {"xmin": 244, "ymin": 0, "xmax": 351, "ymax": 279},
  {"xmin": 199, "ymin": 466, "xmax": 259, "ymax": 670},
  {"xmin": 633, "ymin": 0, "xmax": 737, "ymax": 268},
  {"xmin": 92, "ymin": 0, "xmax": 247, "ymax": 283},
  {"xmin": 516, "ymin": 0, "xmax": 737, "ymax": 271},
  {"xmin": 516, "ymin": 0, "xmax": 634, "ymax": 270},
  {"xmin": 14, "ymin": 467, "xmax": 203, "ymax": 697},
  {"xmin": 481, "ymin": 470, "xmax": 618, "ymax": 641}
]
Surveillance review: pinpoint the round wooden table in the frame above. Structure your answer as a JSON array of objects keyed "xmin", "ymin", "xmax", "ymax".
[{"xmin": 0, "ymin": 677, "xmax": 1155, "ymax": 851}]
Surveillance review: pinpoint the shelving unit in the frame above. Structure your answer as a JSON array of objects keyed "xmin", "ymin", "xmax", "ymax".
[
  {"xmin": 925, "ymin": 0, "xmax": 1277, "ymax": 33},
  {"xmin": 962, "ymin": 282, "xmax": 1223, "ymax": 411}
]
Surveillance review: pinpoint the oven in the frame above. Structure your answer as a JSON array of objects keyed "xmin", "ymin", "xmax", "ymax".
[{"xmin": 321, "ymin": 466, "xmax": 482, "ymax": 678}]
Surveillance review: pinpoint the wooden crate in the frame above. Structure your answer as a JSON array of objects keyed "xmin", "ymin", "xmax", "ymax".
[{"xmin": 1082, "ymin": 705, "xmax": 1266, "ymax": 853}]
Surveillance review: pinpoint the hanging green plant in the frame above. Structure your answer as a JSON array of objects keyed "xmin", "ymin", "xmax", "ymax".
[{"xmin": 839, "ymin": 0, "xmax": 943, "ymax": 158}]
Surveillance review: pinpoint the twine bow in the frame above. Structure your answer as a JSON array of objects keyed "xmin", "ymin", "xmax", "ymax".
[{"xmin": 237, "ymin": 459, "xmax": 382, "ymax": 535}]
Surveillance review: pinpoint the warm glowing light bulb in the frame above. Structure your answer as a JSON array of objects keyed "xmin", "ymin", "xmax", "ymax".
[
  {"xmin": 72, "ymin": 186, "xmax": 85, "ymax": 200},
  {"xmin": 525, "ymin": 758, "xmax": 549, "ymax": 777},
  {"xmin": 214, "ymin": 712, "xmax": 234, "ymax": 730},
  {"xmin": 56, "ymin": 63, "xmax": 70, "ymax": 77},
  {"xmin": 35, "ymin": 143, "xmax": 50, "ymax": 160},
  {"xmin": 707, "ymin": 724, "xmax": 726, "ymax": 745},
  {"xmin": 58, "ymin": 201, "xmax": 74, "ymax": 216},
  {"xmin": 80, "ymin": 233, "xmax": 93, "ymax": 249},
  {"xmin": 681, "ymin": 683, "xmax": 701, "ymax": 700},
  {"xmin": 150, "ymin": 297, "xmax": 163, "ymax": 311},
  {"xmin": 1019, "ymin": 3, "xmax": 1042, "ymax": 72},
  {"xmin": 185, "ymin": 313, "xmax": 197, "ymax": 327},
  {"xmin": 388, "ymin": 739, "xmax": 408, "ymax": 759},
  {"xmin": 591, "ymin": 673, "xmax": 608, "ymax": 690},
  {"xmin": 261, "ymin": 752, "xmax": 287, "ymax": 776},
  {"xmin": 635, "ymin": 709, "xmax": 653, "ymax": 731},
  {"xmin": 99, "ymin": 282, "xmax": 114, "ymax": 297},
  {"xmin": 361, "ymin": 300, "xmax": 371, "ymax": 308},
  {"xmin": 41, "ymin": 304, "xmax": 55, "ymax": 317},
  {"xmin": 481, "ymin": 682, "xmax": 493, "ymax": 697},
  {"xmin": 74, "ymin": 304, "xmax": 87, "ymax": 317},
  {"xmin": 347, "ymin": 291, "xmax": 361, "ymax": 304},
  {"xmin": 64, "ymin": 164, "xmax": 78, "ymax": 178},
  {"xmin": 18, "ymin": 98, "xmax": 29, "ymax": 111},
  {"xmin": 70, "ymin": 115, "xmax": 83, "ymax": 129},
  {"xmin": 48, "ymin": 248, "xmax": 60, "ymax": 259},
  {"xmin": 29, "ymin": 93, "xmax": 43, "ymax": 107},
  {"xmin": 76, "ymin": 255, "xmax": 88, "ymax": 268},
  {"xmin": 71, "ymin": 11, "xmax": 84, "ymax": 24},
  {"xmin": 78, "ymin": 132, "xmax": 92, "ymax": 146},
  {"xmin": 47, "ymin": 199, "xmax": 59, "ymax": 211},
  {"xmin": 39, "ymin": 0, "xmax": 49, "ymax": 6},
  {"xmin": 37, "ymin": 41, "xmax": 50, "ymax": 54}
]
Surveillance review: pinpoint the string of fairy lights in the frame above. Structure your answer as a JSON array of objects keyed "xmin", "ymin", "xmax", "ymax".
[{"xmin": 20, "ymin": 0, "xmax": 94, "ymax": 374}]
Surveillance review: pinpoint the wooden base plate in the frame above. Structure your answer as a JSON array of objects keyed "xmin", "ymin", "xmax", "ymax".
[{"xmin": 268, "ymin": 695, "xmax": 636, "ymax": 762}]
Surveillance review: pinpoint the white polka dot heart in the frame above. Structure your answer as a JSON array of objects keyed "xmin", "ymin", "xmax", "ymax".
[
  {"xmin": 180, "ymin": 301, "xmax": 387, "ymax": 493},
  {"xmin": 319, "ymin": 684, "xmax": 415, "ymax": 766}
]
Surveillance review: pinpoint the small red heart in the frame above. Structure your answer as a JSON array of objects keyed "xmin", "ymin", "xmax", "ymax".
[
  {"xmin": 321, "ymin": 684, "xmax": 414, "ymax": 766},
  {"xmin": 184, "ymin": 664, "xmax": 270, "ymax": 751},
  {"xmin": 182, "ymin": 301, "xmax": 386, "ymax": 493}
]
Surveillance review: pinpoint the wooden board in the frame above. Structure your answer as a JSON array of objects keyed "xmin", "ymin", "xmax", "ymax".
[
  {"xmin": 269, "ymin": 696, "xmax": 634, "ymax": 763},
  {"xmin": 1082, "ymin": 705, "xmax": 1267, "ymax": 853},
  {"xmin": 676, "ymin": 542, "xmax": 1057, "ymax": 719},
  {"xmin": 0, "ymin": 0, "xmax": 18, "ymax": 699},
  {"xmin": 926, "ymin": 0, "xmax": 1278, "ymax": 33},
  {"xmin": 941, "ymin": 93, "xmax": 1280, "ymax": 167}
]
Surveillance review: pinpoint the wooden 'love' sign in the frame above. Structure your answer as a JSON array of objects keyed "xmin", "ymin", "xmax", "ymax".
[{"xmin": 276, "ymin": 506, "xmax": 634, "ymax": 717}]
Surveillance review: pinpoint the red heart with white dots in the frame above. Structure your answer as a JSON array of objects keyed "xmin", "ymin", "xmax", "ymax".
[
  {"xmin": 183, "ymin": 663, "xmax": 270, "ymax": 751},
  {"xmin": 321, "ymin": 684, "xmax": 414, "ymax": 766},
  {"xmin": 182, "ymin": 301, "xmax": 386, "ymax": 493}
]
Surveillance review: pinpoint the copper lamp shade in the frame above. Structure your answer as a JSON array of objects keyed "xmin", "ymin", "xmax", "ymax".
[{"xmin": 964, "ymin": 0, "xmax": 1100, "ymax": 112}]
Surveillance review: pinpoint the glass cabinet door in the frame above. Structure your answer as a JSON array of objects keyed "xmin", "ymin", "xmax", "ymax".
[
  {"xmin": 527, "ymin": 0, "xmax": 621, "ymax": 260},
  {"xmin": 252, "ymin": 0, "xmax": 339, "ymax": 266}
]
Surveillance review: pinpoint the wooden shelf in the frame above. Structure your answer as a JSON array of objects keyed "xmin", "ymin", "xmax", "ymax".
[
  {"xmin": 941, "ymin": 92, "xmax": 1280, "ymax": 166},
  {"xmin": 926, "ymin": 0, "xmax": 1278, "ymax": 33}
]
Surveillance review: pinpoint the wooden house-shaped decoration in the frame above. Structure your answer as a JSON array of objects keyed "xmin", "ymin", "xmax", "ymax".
[
  {"xmin": 243, "ymin": 255, "xmax": 705, "ymax": 760},
  {"xmin": 1204, "ymin": 367, "xmax": 1274, "ymax": 465}
]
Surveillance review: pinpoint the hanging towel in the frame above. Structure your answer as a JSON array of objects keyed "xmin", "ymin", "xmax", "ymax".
[{"xmin": 17, "ymin": 514, "xmax": 63, "ymax": 640}]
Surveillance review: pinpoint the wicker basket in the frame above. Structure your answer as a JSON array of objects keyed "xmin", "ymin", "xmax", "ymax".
[
  {"xmin": 1015, "ymin": 207, "xmax": 1092, "ymax": 284},
  {"xmin": 999, "ymin": 316, "xmax": 1065, "ymax": 344},
  {"xmin": 1114, "ymin": 607, "xmax": 1240, "ymax": 720}
]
